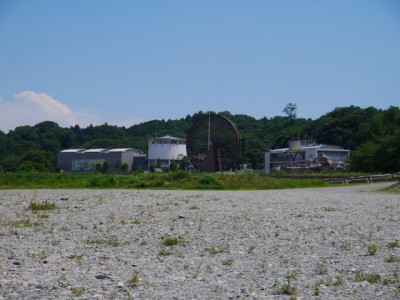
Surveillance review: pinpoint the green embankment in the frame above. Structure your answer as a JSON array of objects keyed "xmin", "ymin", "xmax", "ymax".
[{"xmin": 0, "ymin": 171, "xmax": 328, "ymax": 190}]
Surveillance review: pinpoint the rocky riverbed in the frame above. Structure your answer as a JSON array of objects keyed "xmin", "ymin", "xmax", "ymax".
[{"xmin": 0, "ymin": 183, "xmax": 399, "ymax": 299}]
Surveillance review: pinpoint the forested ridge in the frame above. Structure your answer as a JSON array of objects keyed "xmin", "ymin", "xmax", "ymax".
[{"xmin": 0, "ymin": 105, "xmax": 399, "ymax": 173}]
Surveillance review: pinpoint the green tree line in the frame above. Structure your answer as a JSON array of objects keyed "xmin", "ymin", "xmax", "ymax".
[{"xmin": 0, "ymin": 105, "xmax": 399, "ymax": 173}]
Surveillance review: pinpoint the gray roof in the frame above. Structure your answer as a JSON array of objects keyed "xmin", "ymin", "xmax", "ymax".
[
  {"xmin": 150, "ymin": 135, "xmax": 185, "ymax": 141},
  {"xmin": 60, "ymin": 149, "xmax": 85, "ymax": 153},
  {"xmin": 60, "ymin": 148, "xmax": 145, "ymax": 154},
  {"xmin": 269, "ymin": 144, "xmax": 349, "ymax": 153},
  {"xmin": 83, "ymin": 149, "xmax": 108, "ymax": 153},
  {"xmin": 108, "ymin": 148, "xmax": 144, "ymax": 153}
]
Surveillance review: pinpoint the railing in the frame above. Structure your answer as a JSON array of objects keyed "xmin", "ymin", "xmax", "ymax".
[{"xmin": 323, "ymin": 174, "xmax": 399, "ymax": 184}]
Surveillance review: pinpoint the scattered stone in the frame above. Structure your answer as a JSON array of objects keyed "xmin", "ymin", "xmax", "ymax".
[
  {"xmin": 95, "ymin": 275, "xmax": 113, "ymax": 280},
  {"xmin": 0, "ymin": 183, "xmax": 397, "ymax": 299},
  {"xmin": 116, "ymin": 281, "xmax": 124, "ymax": 288}
]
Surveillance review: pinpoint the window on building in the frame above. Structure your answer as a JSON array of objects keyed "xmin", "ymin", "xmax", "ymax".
[{"xmin": 271, "ymin": 152, "xmax": 289, "ymax": 162}]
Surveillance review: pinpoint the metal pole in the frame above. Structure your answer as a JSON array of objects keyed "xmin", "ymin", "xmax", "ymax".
[{"xmin": 208, "ymin": 112, "xmax": 211, "ymax": 150}]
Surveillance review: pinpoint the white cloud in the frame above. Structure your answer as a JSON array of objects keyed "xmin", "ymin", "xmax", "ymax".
[
  {"xmin": 0, "ymin": 91, "xmax": 101, "ymax": 132},
  {"xmin": 0, "ymin": 90, "xmax": 148, "ymax": 133},
  {"xmin": 14, "ymin": 90, "xmax": 76, "ymax": 124}
]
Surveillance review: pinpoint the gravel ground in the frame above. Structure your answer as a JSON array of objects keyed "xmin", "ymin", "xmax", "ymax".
[{"xmin": 0, "ymin": 183, "xmax": 399, "ymax": 299}]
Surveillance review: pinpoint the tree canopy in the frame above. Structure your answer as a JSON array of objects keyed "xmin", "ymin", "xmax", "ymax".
[{"xmin": 0, "ymin": 106, "xmax": 399, "ymax": 173}]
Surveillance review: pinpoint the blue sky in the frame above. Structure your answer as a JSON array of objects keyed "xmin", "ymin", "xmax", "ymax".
[{"xmin": 0, "ymin": 0, "xmax": 399, "ymax": 132}]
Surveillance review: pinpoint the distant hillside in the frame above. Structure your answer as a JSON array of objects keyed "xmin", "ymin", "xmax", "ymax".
[{"xmin": 0, "ymin": 106, "xmax": 399, "ymax": 172}]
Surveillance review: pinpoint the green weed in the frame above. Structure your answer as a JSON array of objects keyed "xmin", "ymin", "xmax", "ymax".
[
  {"xmin": 159, "ymin": 249, "xmax": 171, "ymax": 256},
  {"xmin": 1, "ymin": 218, "xmax": 38, "ymax": 228},
  {"xmin": 323, "ymin": 207, "xmax": 336, "ymax": 212},
  {"xmin": 355, "ymin": 271, "xmax": 381, "ymax": 284},
  {"xmin": 222, "ymin": 258, "xmax": 234, "ymax": 266},
  {"xmin": 162, "ymin": 236, "xmax": 181, "ymax": 246},
  {"xmin": 68, "ymin": 254, "xmax": 83, "ymax": 261},
  {"xmin": 70, "ymin": 287, "xmax": 85, "ymax": 296},
  {"xmin": 387, "ymin": 240, "xmax": 400, "ymax": 248},
  {"xmin": 315, "ymin": 263, "xmax": 328, "ymax": 275},
  {"xmin": 272, "ymin": 270, "xmax": 298, "ymax": 296},
  {"xmin": 206, "ymin": 246, "xmax": 229, "ymax": 255},
  {"xmin": 29, "ymin": 250, "xmax": 48, "ymax": 260},
  {"xmin": 127, "ymin": 270, "xmax": 140, "ymax": 288},
  {"xmin": 87, "ymin": 238, "xmax": 123, "ymax": 247},
  {"xmin": 314, "ymin": 279, "xmax": 324, "ymax": 296},
  {"xmin": 367, "ymin": 243, "xmax": 379, "ymax": 255},
  {"xmin": 385, "ymin": 255, "xmax": 400, "ymax": 263},
  {"xmin": 28, "ymin": 200, "xmax": 56, "ymax": 211},
  {"xmin": 340, "ymin": 241, "xmax": 353, "ymax": 250}
]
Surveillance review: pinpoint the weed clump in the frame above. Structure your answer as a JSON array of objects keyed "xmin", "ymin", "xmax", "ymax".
[
  {"xmin": 222, "ymin": 258, "xmax": 234, "ymax": 266},
  {"xmin": 198, "ymin": 174, "xmax": 221, "ymax": 188},
  {"xmin": 206, "ymin": 246, "xmax": 229, "ymax": 255},
  {"xmin": 387, "ymin": 240, "xmax": 400, "ymax": 248},
  {"xmin": 367, "ymin": 243, "xmax": 379, "ymax": 255},
  {"xmin": 272, "ymin": 270, "xmax": 298, "ymax": 296},
  {"xmin": 70, "ymin": 287, "xmax": 85, "ymax": 296},
  {"xmin": 340, "ymin": 241, "xmax": 353, "ymax": 251},
  {"xmin": 127, "ymin": 270, "xmax": 140, "ymax": 288},
  {"xmin": 315, "ymin": 263, "xmax": 328, "ymax": 275},
  {"xmin": 355, "ymin": 271, "xmax": 381, "ymax": 284},
  {"xmin": 28, "ymin": 200, "xmax": 56, "ymax": 211},
  {"xmin": 385, "ymin": 255, "xmax": 400, "ymax": 263},
  {"xmin": 87, "ymin": 238, "xmax": 123, "ymax": 247},
  {"xmin": 162, "ymin": 236, "xmax": 181, "ymax": 246}
]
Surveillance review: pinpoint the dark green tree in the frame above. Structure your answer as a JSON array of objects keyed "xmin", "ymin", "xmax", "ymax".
[
  {"xmin": 95, "ymin": 162, "xmax": 102, "ymax": 173},
  {"xmin": 282, "ymin": 103, "xmax": 297, "ymax": 119},
  {"xmin": 115, "ymin": 160, "xmax": 122, "ymax": 173},
  {"xmin": 102, "ymin": 161, "xmax": 110, "ymax": 173},
  {"xmin": 169, "ymin": 161, "xmax": 178, "ymax": 171},
  {"xmin": 21, "ymin": 150, "xmax": 54, "ymax": 172},
  {"xmin": 121, "ymin": 162, "xmax": 129, "ymax": 173}
]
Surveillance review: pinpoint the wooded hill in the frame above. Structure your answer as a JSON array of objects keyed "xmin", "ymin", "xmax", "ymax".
[{"xmin": 0, "ymin": 105, "xmax": 399, "ymax": 173}]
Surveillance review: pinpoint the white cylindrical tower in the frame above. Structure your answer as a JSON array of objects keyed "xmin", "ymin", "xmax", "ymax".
[{"xmin": 148, "ymin": 135, "xmax": 187, "ymax": 168}]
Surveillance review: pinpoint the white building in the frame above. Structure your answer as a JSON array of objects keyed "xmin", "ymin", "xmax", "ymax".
[
  {"xmin": 148, "ymin": 135, "xmax": 187, "ymax": 168},
  {"xmin": 265, "ymin": 140, "xmax": 350, "ymax": 173}
]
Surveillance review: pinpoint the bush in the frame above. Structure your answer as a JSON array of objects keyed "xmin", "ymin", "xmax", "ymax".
[
  {"xmin": 89, "ymin": 175, "xmax": 118, "ymax": 188},
  {"xmin": 168, "ymin": 170, "xmax": 190, "ymax": 181},
  {"xmin": 199, "ymin": 174, "xmax": 218, "ymax": 185}
]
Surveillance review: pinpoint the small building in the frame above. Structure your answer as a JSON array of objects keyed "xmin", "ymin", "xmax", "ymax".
[
  {"xmin": 148, "ymin": 135, "xmax": 187, "ymax": 168},
  {"xmin": 265, "ymin": 140, "xmax": 350, "ymax": 173},
  {"xmin": 57, "ymin": 148, "xmax": 146, "ymax": 173}
]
